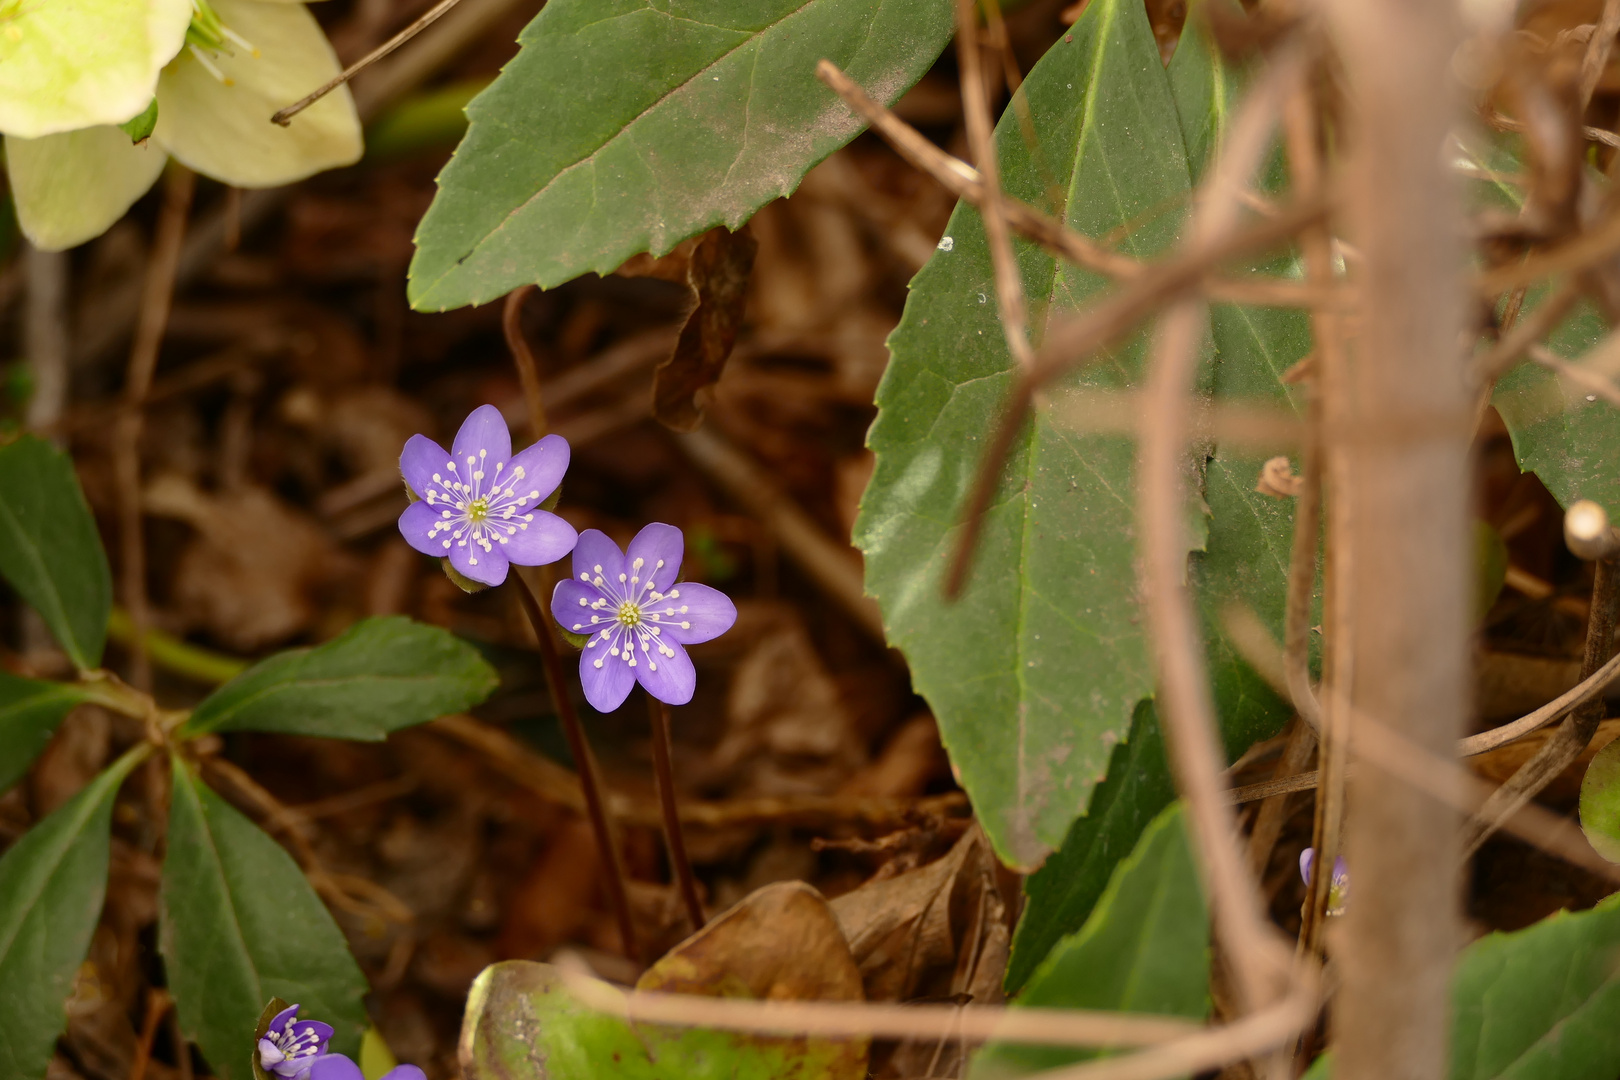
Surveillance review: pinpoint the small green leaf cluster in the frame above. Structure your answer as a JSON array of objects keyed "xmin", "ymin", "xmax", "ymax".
[{"xmin": 0, "ymin": 435, "xmax": 498, "ymax": 1080}]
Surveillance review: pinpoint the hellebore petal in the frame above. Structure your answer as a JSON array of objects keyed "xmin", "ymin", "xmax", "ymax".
[
  {"xmin": 0, "ymin": 0, "xmax": 190, "ymax": 138},
  {"xmin": 653, "ymin": 581, "xmax": 737, "ymax": 645},
  {"xmin": 5, "ymin": 126, "xmax": 167, "ymax": 251},
  {"xmin": 155, "ymin": 0, "xmax": 361, "ymax": 188},
  {"xmin": 450, "ymin": 403, "xmax": 511, "ymax": 467}
]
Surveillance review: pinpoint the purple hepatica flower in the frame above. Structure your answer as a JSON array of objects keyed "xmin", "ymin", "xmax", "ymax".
[
  {"xmin": 257, "ymin": 1004, "xmax": 333, "ymax": 1079},
  {"xmin": 307, "ymin": 1055, "xmax": 426, "ymax": 1080},
  {"xmin": 551, "ymin": 523, "xmax": 738, "ymax": 713},
  {"xmin": 398, "ymin": 404, "xmax": 578, "ymax": 588},
  {"xmin": 1299, "ymin": 848, "xmax": 1349, "ymax": 917}
]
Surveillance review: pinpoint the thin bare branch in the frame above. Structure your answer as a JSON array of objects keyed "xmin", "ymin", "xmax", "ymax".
[
  {"xmin": 1474, "ymin": 277, "xmax": 1583, "ymax": 383},
  {"xmin": 1529, "ymin": 342, "xmax": 1620, "ymax": 408},
  {"xmin": 1580, "ymin": 0, "xmax": 1620, "ymax": 109},
  {"xmin": 955, "ymin": 0, "xmax": 1036, "ymax": 375},
  {"xmin": 271, "ymin": 0, "xmax": 464, "ymax": 125},
  {"xmin": 1042, "ymin": 387, "xmax": 1304, "ymax": 449}
]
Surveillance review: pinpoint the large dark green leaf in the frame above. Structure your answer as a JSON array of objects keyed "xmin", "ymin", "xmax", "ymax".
[
  {"xmin": 407, "ymin": 0, "xmax": 953, "ymax": 311},
  {"xmin": 0, "ymin": 747, "xmax": 145, "ymax": 1080},
  {"xmin": 461, "ymin": 959, "xmax": 864, "ymax": 1079},
  {"xmin": 1002, "ymin": 20, "xmax": 1300, "ymax": 986},
  {"xmin": 161, "ymin": 760, "xmax": 368, "ymax": 1080},
  {"xmin": 855, "ymin": 0, "xmax": 1195, "ymax": 870},
  {"xmin": 183, "ymin": 616, "xmax": 498, "ymax": 739},
  {"xmin": 971, "ymin": 803, "xmax": 1208, "ymax": 1079},
  {"xmin": 0, "ymin": 436, "xmax": 112, "ymax": 671},
  {"xmin": 0, "ymin": 672, "xmax": 90, "ymax": 793}
]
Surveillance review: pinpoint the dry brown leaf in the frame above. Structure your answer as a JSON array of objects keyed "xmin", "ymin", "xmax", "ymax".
[
  {"xmin": 639, "ymin": 879, "xmax": 864, "ymax": 1004},
  {"xmin": 652, "ymin": 226, "xmax": 759, "ymax": 432},
  {"xmin": 145, "ymin": 475, "xmax": 349, "ymax": 650}
]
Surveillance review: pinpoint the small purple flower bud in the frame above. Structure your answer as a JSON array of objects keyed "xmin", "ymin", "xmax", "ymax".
[
  {"xmin": 1299, "ymin": 848, "xmax": 1349, "ymax": 917},
  {"xmin": 398, "ymin": 404, "xmax": 579, "ymax": 588},
  {"xmin": 256, "ymin": 1004, "xmax": 334, "ymax": 1080},
  {"xmin": 551, "ymin": 523, "xmax": 738, "ymax": 713}
]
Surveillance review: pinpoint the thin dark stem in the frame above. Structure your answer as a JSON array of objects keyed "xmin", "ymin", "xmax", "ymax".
[
  {"xmin": 503, "ymin": 285, "xmax": 547, "ymax": 439},
  {"xmin": 117, "ymin": 166, "xmax": 195, "ymax": 689},
  {"xmin": 648, "ymin": 695, "xmax": 705, "ymax": 933},
  {"xmin": 510, "ymin": 572, "xmax": 641, "ymax": 962}
]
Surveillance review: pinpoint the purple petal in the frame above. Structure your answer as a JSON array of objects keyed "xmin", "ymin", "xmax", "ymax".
[
  {"xmin": 570, "ymin": 529, "xmax": 626, "ymax": 590},
  {"xmin": 636, "ymin": 635, "xmax": 696, "ymax": 705},
  {"xmin": 652, "ymin": 582, "xmax": 736, "ymax": 645},
  {"xmin": 451, "ymin": 404, "xmax": 512, "ymax": 466},
  {"xmin": 580, "ymin": 628, "xmax": 636, "ymax": 712},
  {"xmin": 398, "ymin": 434, "xmax": 449, "ymax": 500},
  {"xmin": 449, "ymin": 529, "xmax": 510, "ymax": 587},
  {"xmin": 267, "ymin": 1005, "xmax": 300, "ymax": 1036},
  {"xmin": 259, "ymin": 1038, "xmax": 285, "ymax": 1066},
  {"xmin": 289, "ymin": 1020, "xmax": 333, "ymax": 1046},
  {"xmin": 398, "ymin": 501, "xmax": 449, "ymax": 557},
  {"xmin": 491, "ymin": 510, "xmax": 578, "ymax": 568},
  {"xmin": 626, "ymin": 522, "xmax": 685, "ymax": 594},
  {"xmin": 307, "ymin": 1056, "xmax": 364, "ymax": 1080},
  {"xmin": 553, "ymin": 577, "xmax": 608, "ymax": 634},
  {"xmin": 1299, "ymin": 848, "xmax": 1314, "ymax": 886},
  {"xmin": 1331, "ymin": 856, "xmax": 1349, "ymax": 886},
  {"xmin": 503, "ymin": 433, "xmax": 570, "ymax": 503},
  {"xmin": 380, "ymin": 1068, "xmax": 428, "ymax": 1080}
]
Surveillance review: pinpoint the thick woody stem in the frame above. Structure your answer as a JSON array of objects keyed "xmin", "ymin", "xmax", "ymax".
[
  {"xmin": 1322, "ymin": 2, "xmax": 1471, "ymax": 1078},
  {"xmin": 648, "ymin": 696, "xmax": 706, "ymax": 932}
]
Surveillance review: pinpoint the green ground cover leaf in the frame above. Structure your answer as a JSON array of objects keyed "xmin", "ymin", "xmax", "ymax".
[
  {"xmin": 0, "ymin": 673, "xmax": 92, "ymax": 793},
  {"xmin": 971, "ymin": 802, "xmax": 1208, "ymax": 1078},
  {"xmin": 855, "ymin": 0, "xmax": 1195, "ymax": 871},
  {"xmin": 407, "ymin": 0, "xmax": 953, "ymax": 311},
  {"xmin": 161, "ymin": 760, "xmax": 369, "ymax": 1080},
  {"xmin": 1305, "ymin": 893, "xmax": 1620, "ymax": 1080},
  {"xmin": 0, "ymin": 747, "xmax": 146, "ymax": 1080},
  {"xmin": 0, "ymin": 435, "xmax": 113, "ymax": 671},
  {"xmin": 461, "ymin": 958, "xmax": 864, "ymax": 1079},
  {"xmin": 184, "ymin": 615, "xmax": 498, "ymax": 739}
]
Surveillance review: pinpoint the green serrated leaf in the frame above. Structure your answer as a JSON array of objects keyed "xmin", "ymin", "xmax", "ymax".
[
  {"xmin": 183, "ymin": 616, "xmax": 498, "ymax": 739},
  {"xmin": 0, "ymin": 673, "xmax": 92, "ymax": 793},
  {"xmin": 406, "ymin": 0, "xmax": 954, "ymax": 311},
  {"xmin": 461, "ymin": 959, "xmax": 864, "ymax": 1079},
  {"xmin": 0, "ymin": 746, "xmax": 147, "ymax": 1080},
  {"xmin": 971, "ymin": 802, "xmax": 1208, "ymax": 1079},
  {"xmin": 1456, "ymin": 132, "xmax": 1620, "ymax": 513},
  {"xmin": 855, "ymin": 0, "xmax": 1194, "ymax": 870},
  {"xmin": 0, "ymin": 435, "xmax": 113, "ymax": 671},
  {"xmin": 1004, "ymin": 15, "xmax": 1301, "ymax": 986},
  {"xmin": 162, "ymin": 760, "xmax": 368, "ymax": 1080},
  {"xmin": 1310, "ymin": 893, "xmax": 1620, "ymax": 1080}
]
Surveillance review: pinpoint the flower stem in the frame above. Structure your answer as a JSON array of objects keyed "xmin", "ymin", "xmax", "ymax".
[
  {"xmin": 648, "ymin": 695, "xmax": 705, "ymax": 933},
  {"xmin": 510, "ymin": 571, "xmax": 641, "ymax": 962}
]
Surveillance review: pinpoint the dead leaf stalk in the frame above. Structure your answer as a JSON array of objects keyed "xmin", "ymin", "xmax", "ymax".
[{"xmin": 649, "ymin": 695, "xmax": 707, "ymax": 933}]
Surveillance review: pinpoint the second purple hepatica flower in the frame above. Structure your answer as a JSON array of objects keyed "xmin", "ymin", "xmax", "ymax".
[
  {"xmin": 397, "ymin": 404, "xmax": 578, "ymax": 588},
  {"xmin": 552, "ymin": 523, "xmax": 737, "ymax": 713}
]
